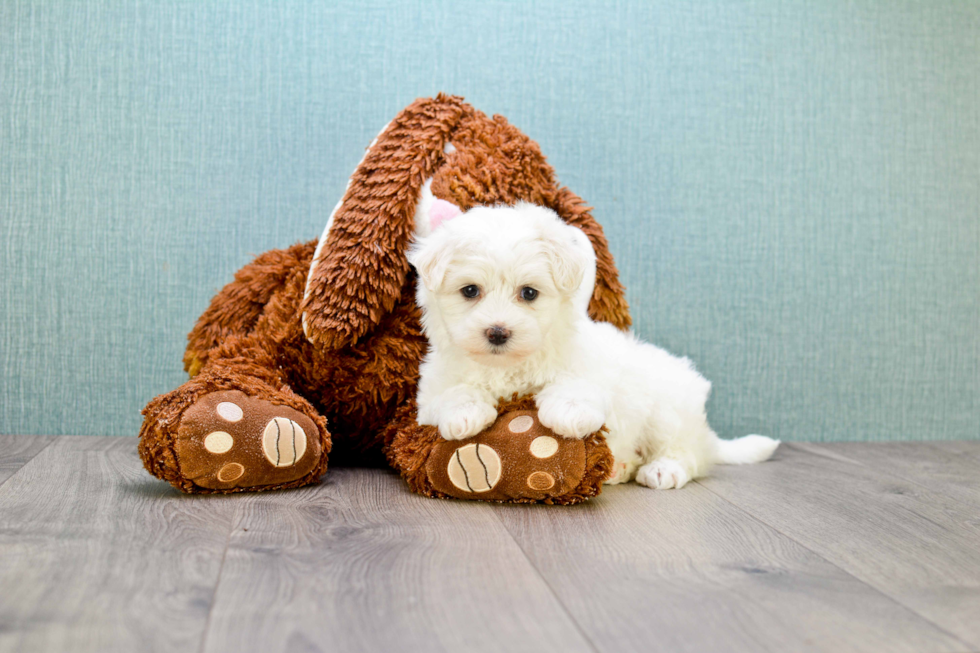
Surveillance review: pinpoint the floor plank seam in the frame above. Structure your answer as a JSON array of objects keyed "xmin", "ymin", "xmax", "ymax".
[
  {"xmin": 490, "ymin": 508, "xmax": 602, "ymax": 653},
  {"xmin": 195, "ymin": 504, "xmax": 239, "ymax": 653},
  {"xmin": 794, "ymin": 443, "xmax": 980, "ymax": 513},
  {"xmin": 692, "ymin": 478, "xmax": 978, "ymax": 652},
  {"xmin": 0, "ymin": 436, "xmax": 58, "ymax": 493}
]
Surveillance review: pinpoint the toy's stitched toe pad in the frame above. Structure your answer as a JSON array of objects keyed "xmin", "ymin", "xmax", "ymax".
[
  {"xmin": 175, "ymin": 390, "xmax": 322, "ymax": 490},
  {"xmin": 426, "ymin": 410, "xmax": 587, "ymax": 501}
]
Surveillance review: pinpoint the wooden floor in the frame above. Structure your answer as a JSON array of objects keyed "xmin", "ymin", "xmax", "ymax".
[{"xmin": 1, "ymin": 436, "xmax": 978, "ymax": 653}]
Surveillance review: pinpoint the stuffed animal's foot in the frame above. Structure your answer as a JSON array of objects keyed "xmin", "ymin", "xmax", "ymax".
[
  {"xmin": 159, "ymin": 389, "xmax": 328, "ymax": 492},
  {"xmin": 426, "ymin": 409, "xmax": 592, "ymax": 501}
]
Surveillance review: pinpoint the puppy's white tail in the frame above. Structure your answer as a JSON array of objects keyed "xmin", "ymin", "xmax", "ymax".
[{"xmin": 713, "ymin": 434, "xmax": 780, "ymax": 465}]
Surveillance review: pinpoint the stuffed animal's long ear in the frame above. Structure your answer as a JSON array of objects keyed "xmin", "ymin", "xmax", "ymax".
[
  {"xmin": 301, "ymin": 95, "xmax": 469, "ymax": 349},
  {"xmin": 549, "ymin": 188, "xmax": 632, "ymax": 330}
]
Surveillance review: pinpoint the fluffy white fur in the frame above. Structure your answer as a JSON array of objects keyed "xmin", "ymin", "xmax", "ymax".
[{"xmin": 408, "ymin": 203, "xmax": 779, "ymax": 489}]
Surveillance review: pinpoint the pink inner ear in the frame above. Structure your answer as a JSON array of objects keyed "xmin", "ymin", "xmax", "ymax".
[{"xmin": 430, "ymin": 199, "xmax": 462, "ymax": 230}]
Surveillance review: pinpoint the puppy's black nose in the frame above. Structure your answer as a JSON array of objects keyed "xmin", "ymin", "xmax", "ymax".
[{"xmin": 486, "ymin": 325, "xmax": 511, "ymax": 346}]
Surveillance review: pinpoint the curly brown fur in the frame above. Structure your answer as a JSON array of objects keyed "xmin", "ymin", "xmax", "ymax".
[
  {"xmin": 301, "ymin": 95, "xmax": 469, "ymax": 350},
  {"xmin": 140, "ymin": 94, "xmax": 630, "ymax": 500}
]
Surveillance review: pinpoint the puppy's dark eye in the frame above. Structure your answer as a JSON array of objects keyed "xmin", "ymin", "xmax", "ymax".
[
  {"xmin": 461, "ymin": 285, "xmax": 480, "ymax": 299},
  {"xmin": 520, "ymin": 287, "xmax": 538, "ymax": 301}
]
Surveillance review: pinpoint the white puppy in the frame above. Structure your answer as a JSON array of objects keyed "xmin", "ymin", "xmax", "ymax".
[{"xmin": 408, "ymin": 202, "xmax": 779, "ymax": 489}]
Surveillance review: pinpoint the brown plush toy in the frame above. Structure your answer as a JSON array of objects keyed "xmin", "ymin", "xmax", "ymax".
[{"xmin": 139, "ymin": 94, "xmax": 631, "ymax": 504}]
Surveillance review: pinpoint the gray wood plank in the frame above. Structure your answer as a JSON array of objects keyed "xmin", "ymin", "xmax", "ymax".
[
  {"xmin": 492, "ymin": 480, "xmax": 967, "ymax": 653},
  {"xmin": 4, "ymin": 439, "xmax": 976, "ymax": 653},
  {"xmin": 0, "ymin": 434, "xmax": 55, "ymax": 487},
  {"xmin": 0, "ymin": 436, "xmax": 237, "ymax": 653},
  {"xmin": 200, "ymin": 468, "xmax": 595, "ymax": 653},
  {"xmin": 814, "ymin": 441, "xmax": 980, "ymax": 510},
  {"xmin": 698, "ymin": 442, "xmax": 980, "ymax": 649}
]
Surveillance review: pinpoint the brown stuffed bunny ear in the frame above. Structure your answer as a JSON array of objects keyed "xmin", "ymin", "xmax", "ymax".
[{"xmin": 301, "ymin": 94, "xmax": 470, "ymax": 350}]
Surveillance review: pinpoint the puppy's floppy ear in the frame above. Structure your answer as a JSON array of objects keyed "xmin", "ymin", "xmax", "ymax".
[
  {"xmin": 549, "ymin": 188, "xmax": 631, "ymax": 330},
  {"xmin": 540, "ymin": 218, "xmax": 592, "ymax": 295},
  {"xmin": 408, "ymin": 230, "xmax": 455, "ymax": 291}
]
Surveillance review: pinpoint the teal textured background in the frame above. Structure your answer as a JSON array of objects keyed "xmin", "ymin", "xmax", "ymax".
[{"xmin": 2, "ymin": 1, "xmax": 978, "ymax": 440}]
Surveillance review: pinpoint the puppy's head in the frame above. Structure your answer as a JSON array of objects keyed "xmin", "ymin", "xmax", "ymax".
[{"xmin": 408, "ymin": 202, "xmax": 596, "ymax": 366}]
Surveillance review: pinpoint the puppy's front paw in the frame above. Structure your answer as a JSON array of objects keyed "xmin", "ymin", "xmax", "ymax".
[
  {"xmin": 536, "ymin": 397, "xmax": 605, "ymax": 439},
  {"xmin": 636, "ymin": 458, "xmax": 691, "ymax": 490},
  {"xmin": 439, "ymin": 402, "xmax": 497, "ymax": 441}
]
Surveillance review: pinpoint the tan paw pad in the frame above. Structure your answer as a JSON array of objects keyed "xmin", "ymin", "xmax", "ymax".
[
  {"xmin": 203, "ymin": 431, "xmax": 234, "ymax": 454},
  {"xmin": 529, "ymin": 435, "xmax": 558, "ymax": 459},
  {"xmin": 447, "ymin": 443, "xmax": 501, "ymax": 493},
  {"xmin": 262, "ymin": 417, "xmax": 307, "ymax": 467},
  {"xmin": 217, "ymin": 463, "xmax": 245, "ymax": 482},
  {"xmin": 216, "ymin": 402, "xmax": 244, "ymax": 422},
  {"xmin": 527, "ymin": 471, "xmax": 555, "ymax": 491}
]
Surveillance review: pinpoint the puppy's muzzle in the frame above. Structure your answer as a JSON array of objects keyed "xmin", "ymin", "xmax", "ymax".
[{"xmin": 485, "ymin": 325, "xmax": 511, "ymax": 346}]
